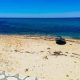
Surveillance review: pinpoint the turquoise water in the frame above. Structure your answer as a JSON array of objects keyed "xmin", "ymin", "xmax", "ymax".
[{"xmin": 0, "ymin": 18, "xmax": 80, "ymax": 39}]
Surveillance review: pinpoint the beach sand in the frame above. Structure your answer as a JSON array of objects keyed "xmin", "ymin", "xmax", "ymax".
[{"xmin": 0, "ymin": 35, "xmax": 80, "ymax": 80}]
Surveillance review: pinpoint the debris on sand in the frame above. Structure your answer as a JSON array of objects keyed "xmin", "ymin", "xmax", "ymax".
[
  {"xmin": 25, "ymin": 68, "xmax": 29, "ymax": 72},
  {"xmin": 14, "ymin": 49, "xmax": 19, "ymax": 52},
  {"xmin": 40, "ymin": 51, "xmax": 44, "ymax": 52},
  {"xmin": 53, "ymin": 51, "xmax": 62, "ymax": 56},
  {"xmin": 65, "ymin": 52, "xmax": 68, "ymax": 54},
  {"xmin": 43, "ymin": 56, "xmax": 48, "ymax": 60},
  {"xmin": 66, "ymin": 74, "xmax": 69, "ymax": 77},
  {"xmin": 25, "ymin": 51, "xmax": 31, "ymax": 53},
  {"xmin": 47, "ymin": 47, "xmax": 50, "ymax": 50}
]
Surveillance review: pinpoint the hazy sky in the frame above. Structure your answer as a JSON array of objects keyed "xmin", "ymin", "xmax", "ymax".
[{"xmin": 0, "ymin": 0, "xmax": 80, "ymax": 17}]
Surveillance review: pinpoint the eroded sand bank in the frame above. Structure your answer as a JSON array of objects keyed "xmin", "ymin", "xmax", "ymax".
[{"xmin": 0, "ymin": 35, "xmax": 80, "ymax": 80}]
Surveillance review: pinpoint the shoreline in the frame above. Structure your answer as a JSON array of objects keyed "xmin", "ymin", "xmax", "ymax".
[
  {"xmin": 0, "ymin": 34, "xmax": 80, "ymax": 44},
  {"xmin": 0, "ymin": 34, "xmax": 80, "ymax": 39},
  {"xmin": 0, "ymin": 33, "xmax": 80, "ymax": 40}
]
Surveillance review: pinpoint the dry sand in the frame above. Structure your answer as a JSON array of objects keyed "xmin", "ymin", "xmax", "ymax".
[{"xmin": 0, "ymin": 35, "xmax": 80, "ymax": 80}]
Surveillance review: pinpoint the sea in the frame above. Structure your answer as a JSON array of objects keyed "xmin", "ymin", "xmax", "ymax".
[{"xmin": 0, "ymin": 18, "xmax": 80, "ymax": 39}]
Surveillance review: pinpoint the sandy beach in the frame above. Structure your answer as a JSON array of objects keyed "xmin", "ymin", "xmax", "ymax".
[{"xmin": 0, "ymin": 35, "xmax": 80, "ymax": 80}]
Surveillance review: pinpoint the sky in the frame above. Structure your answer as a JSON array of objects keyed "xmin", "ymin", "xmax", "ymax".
[{"xmin": 0, "ymin": 0, "xmax": 80, "ymax": 17}]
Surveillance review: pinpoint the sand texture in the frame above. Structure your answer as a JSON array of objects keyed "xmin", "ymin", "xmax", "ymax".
[{"xmin": 0, "ymin": 35, "xmax": 80, "ymax": 80}]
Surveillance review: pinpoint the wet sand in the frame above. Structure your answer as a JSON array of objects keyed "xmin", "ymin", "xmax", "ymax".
[{"xmin": 0, "ymin": 35, "xmax": 80, "ymax": 80}]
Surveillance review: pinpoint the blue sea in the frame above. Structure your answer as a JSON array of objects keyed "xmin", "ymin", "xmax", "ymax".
[{"xmin": 0, "ymin": 18, "xmax": 80, "ymax": 39}]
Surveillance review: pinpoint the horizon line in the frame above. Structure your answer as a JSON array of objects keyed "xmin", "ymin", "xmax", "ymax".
[
  {"xmin": 0, "ymin": 17, "xmax": 80, "ymax": 18},
  {"xmin": 0, "ymin": 12, "xmax": 80, "ymax": 18}
]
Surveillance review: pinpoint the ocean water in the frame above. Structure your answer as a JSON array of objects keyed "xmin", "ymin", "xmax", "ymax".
[{"xmin": 0, "ymin": 18, "xmax": 80, "ymax": 39}]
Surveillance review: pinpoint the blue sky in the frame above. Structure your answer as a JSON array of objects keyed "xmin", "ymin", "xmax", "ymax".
[{"xmin": 0, "ymin": 0, "xmax": 80, "ymax": 17}]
